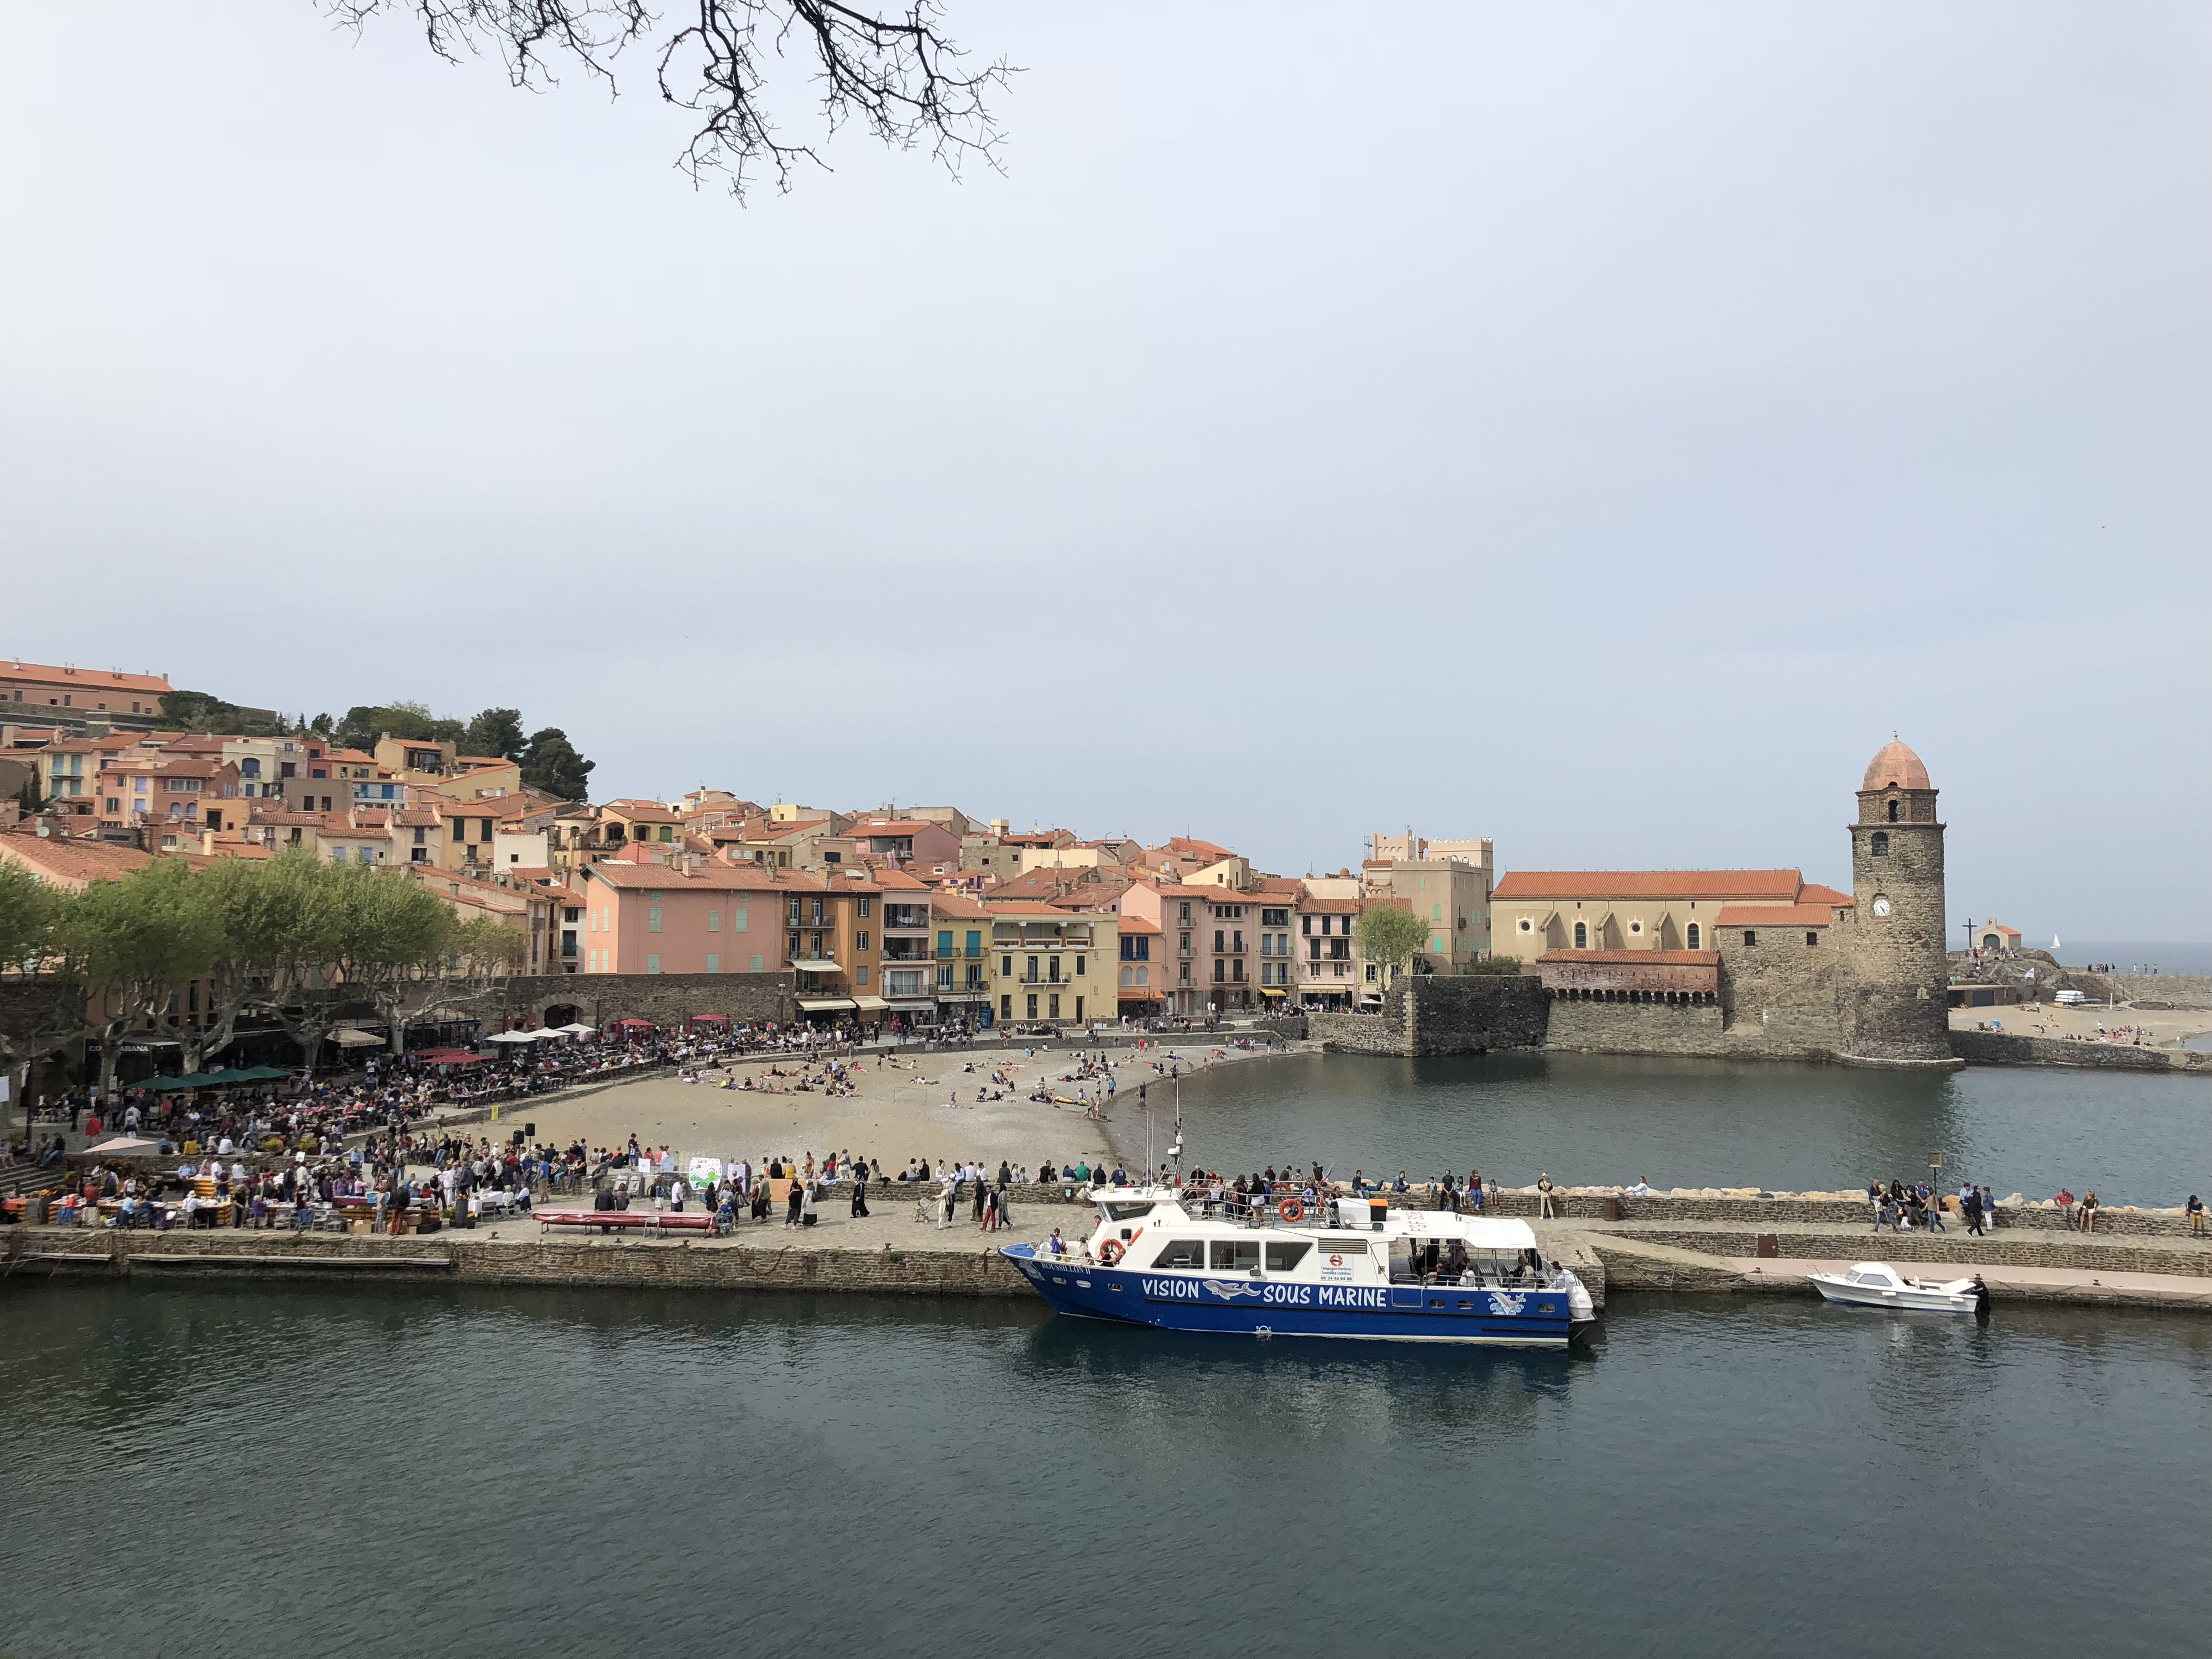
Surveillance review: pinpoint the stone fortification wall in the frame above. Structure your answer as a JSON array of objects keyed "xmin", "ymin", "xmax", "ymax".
[
  {"xmin": 1543, "ymin": 998, "xmax": 1732, "ymax": 1058},
  {"xmin": 1950, "ymin": 1030, "xmax": 2212, "ymax": 1073},
  {"xmin": 2112, "ymin": 975, "xmax": 2212, "ymax": 1010},
  {"xmin": 1310, "ymin": 978, "xmax": 1546, "ymax": 1057},
  {"xmin": 490, "ymin": 972, "xmax": 794, "ymax": 1027}
]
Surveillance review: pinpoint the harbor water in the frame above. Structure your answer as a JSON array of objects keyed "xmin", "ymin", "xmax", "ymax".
[
  {"xmin": 2, "ymin": 1282, "xmax": 2207, "ymax": 1656},
  {"xmin": 1119, "ymin": 1051, "xmax": 2212, "ymax": 1204}
]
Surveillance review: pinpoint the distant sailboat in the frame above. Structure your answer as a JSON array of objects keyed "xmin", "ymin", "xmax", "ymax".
[{"xmin": 2053, "ymin": 935, "xmax": 2062, "ymax": 952}]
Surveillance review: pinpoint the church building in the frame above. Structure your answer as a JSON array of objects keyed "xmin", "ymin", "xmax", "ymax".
[{"xmin": 1491, "ymin": 739, "xmax": 1956, "ymax": 1067}]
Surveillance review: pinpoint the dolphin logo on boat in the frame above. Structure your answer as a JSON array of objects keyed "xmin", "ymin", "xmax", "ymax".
[
  {"xmin": 1488, "ymin": 1293, "xmax": 1525, "ymax": 1316},
  {"xmin": 1202, "ymin": 1279, "xmax": 1264, "ymax": 1301}
]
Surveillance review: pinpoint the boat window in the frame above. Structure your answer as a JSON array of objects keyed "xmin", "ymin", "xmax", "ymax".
[
  {"xmin": 1103, "ymin": 1202, "xmax": 1152, "ymax": 1222},
  {"xmin": 1208, "ymin": 1240, "xmax": 1261, "ymax": 1271},
  {"xmin": 1264, "ymin": 1241, "xmax": 1312, "ymax": 1272},
  {"xmin": 1150, "ymin": 1239, "xmax": 1206, "ymax": 1270}
]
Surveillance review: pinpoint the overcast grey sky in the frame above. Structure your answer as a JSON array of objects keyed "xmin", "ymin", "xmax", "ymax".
[{"xmin": 3, "ymin": 2, "xmax": 2205, "ymax": 940}]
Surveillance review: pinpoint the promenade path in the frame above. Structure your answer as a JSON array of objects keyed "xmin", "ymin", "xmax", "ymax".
[{"xmin": 1549, "ymin": 1215, "xmax": 2212, "ymax": 1310}]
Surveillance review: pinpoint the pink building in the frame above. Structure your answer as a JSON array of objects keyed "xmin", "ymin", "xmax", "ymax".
[
  {"xmin": 576, "ymin": 854, "xmax": 795, "ymax": 976},
  {"xmin": 849, "ymin": 817, "xmax": 962, "ymax": 868}
]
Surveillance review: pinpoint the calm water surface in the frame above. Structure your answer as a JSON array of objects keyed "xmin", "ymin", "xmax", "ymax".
[
  {"xmin": 1115, "ymin": 1051, "xmax": 2212, "ymax": 1204},
  {"xmin": 1, "ymin": 1284, "xmax": 2206, "ymax": 1657}
]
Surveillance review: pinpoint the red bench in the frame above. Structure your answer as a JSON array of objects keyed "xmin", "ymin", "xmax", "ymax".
[
  {"xmin": 655, "ymin": 1211, "xmax": 715, "ymax": 1234},
  {"xmin": 538, "ymin": 1209, "xmax": 656, "ymax": 1235}
]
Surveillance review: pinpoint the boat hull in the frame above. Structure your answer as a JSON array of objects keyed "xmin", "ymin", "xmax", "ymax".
[
  {"xmin": 1809, "ymin": 1278, "xmax": 1979, "ymax": 1313},
  {"xmin": 1002, "ymin": 1244, "xmax": 1575, "ymax": 1346}
]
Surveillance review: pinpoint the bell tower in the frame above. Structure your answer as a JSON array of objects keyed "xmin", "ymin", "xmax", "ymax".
[{"xmin": 1840, "ymin": 738, "xmax": 1953, "ymax": 1063}]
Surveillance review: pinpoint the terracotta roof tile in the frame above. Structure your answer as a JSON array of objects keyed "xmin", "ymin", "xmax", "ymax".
[
  {"xmin": 1537, "ymin": 949, "xmax": 1721, "ymax": 965},
  {"xmin": 1712, "ymin": 905, "xmax": 1841, "ymax": 927},
  {"xmin": 1493, "ymin": 869, "xmax": 1806, "ymax": 902}
]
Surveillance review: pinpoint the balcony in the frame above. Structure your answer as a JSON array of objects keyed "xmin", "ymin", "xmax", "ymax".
[{"xmin": 881, "ymin": 942, "xmax": 932, "ymax": 962}]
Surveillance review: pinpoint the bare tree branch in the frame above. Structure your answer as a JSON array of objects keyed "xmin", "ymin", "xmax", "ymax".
[{"xmin": 326, "ymin": 0, "xmax": 1014, "ymax": 200}]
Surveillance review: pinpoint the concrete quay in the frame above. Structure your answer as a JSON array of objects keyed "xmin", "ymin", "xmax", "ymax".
[{"xmin": 18, "ymin": 1186, "xmax": 2212, "ymax": 1315}]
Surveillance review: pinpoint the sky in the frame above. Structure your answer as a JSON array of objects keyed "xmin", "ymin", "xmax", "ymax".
[{"xmin": 2, "ymin": 1, "xmax": 2206, "ymax": 942}]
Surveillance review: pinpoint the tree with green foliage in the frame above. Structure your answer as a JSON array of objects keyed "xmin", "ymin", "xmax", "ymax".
[
  {"xmin": 332, "ymin": 701, "xmax": 465, "ymax": 753},
  {"xmin": 160, "ymin": 690, "xmax": 287, "ymax": 737},
  {"xmin": 0, "ymin": 860, "xmax": 82, "ymax": 1146},
  {"xmin": 0, "ymin": 859, "xmax": 56, "ymax": 969},
  {"xmin": 328, "ymin": 863, "xmax": 471, "ymax": 1056},
  {"xmin": 65, "ymin": 859, "xmax": 229, "ymax": 1098},
  {"xmin": 1353, "ymin": 904, "xmax": 1429, "ymax": 993},
  {"xmin": 461, "ymin": 708, "xmax": 528, "ymax": 763},
  {"xmin": 519, "ymin": 728, "xmax": 596, "ymax": 801},
  {"xmin": 1463, "ymin": 953, "xmax": 1532, "ymax": 976}
]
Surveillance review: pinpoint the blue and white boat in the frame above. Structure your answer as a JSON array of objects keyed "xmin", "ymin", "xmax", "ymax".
[{"xmin": 1001, "ymin": 1186, "xmax": 1597, "ymax": 1346}]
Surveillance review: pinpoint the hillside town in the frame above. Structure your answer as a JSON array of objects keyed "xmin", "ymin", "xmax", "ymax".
[
  {"xmin": 1, "ymin": 661, "xmax": 1515, "ymax": 1036},
  {"xmin": 0, "ymin": 662, "xmax": 2137, "ymax": 1093}
]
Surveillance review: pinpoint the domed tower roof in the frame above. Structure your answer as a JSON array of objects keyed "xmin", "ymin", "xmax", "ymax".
[{"xmin": 1862, "ymin": 738, "xmax": 1932, "ymax": 792}]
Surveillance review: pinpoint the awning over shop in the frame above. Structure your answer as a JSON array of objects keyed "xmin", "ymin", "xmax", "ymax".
[
  {"xmin": 790, "ymin": 959, "xmax": 842, "ymax": 973},
  {"xmin": 848, "ymin": 995, "xmax": 890, "ymax": 1011},
  {"xmin": 797, "ymin": 998, "xmax": 856, "ymax": 1012},
  {"xmin": 935, "ymin": 993, "xmax": 990, "ymax": 1003},
  {"xmin": 883, "ymin": 999, "xmax": 935, "ymax": 1011},
  {"xmin": 1258, "ymin": 987, "xmax": 1286, "ymax": 998}
]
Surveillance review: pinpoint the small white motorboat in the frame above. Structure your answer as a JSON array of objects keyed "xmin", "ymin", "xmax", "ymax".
[{"xmin": 1808, "ymin": 1261, "xmax": 1990, "ymax": 1314}]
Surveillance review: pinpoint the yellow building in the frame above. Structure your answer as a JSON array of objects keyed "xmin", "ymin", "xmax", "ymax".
[{"xmin": 984, "ymin": 900, "xmax": 1119, "ymax": 1029}]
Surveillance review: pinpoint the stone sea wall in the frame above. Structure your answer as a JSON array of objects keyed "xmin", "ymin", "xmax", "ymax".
[
  {"xmin": 1611, "ymin": 1228, "xmax": 2212, "ymax": 1280},
  {"xmin": 1949, "ymin": 1030, "xmax": 2212, "ymax": 1073},
  {"xmin": 4, "ymin": 1229, "xmax": 1032, "ymax": 1295},
  {"xmin": 1311, "ymin": 978, "xmax": 1547, "ymax": 1056}
]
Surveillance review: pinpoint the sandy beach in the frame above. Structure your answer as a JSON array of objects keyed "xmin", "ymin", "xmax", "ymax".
[
  {"xmin": 494, "ymin": 1037, "xmax": 1295, "ymax": 1178},
  {"xmin": 1948, "ymin": 1001, "xmax": 2212, "ymax": 1048}
]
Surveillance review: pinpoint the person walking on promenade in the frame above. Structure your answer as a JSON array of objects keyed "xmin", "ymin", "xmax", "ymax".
[
  {"xmin": 850, "ymin": 1165, "xmax": 870, "ymax": 1218},
  {"xmin": 784, "ymin": 1177, "xmax": 805, "ymax": 1227},
  {"xmin": 1963, "ymin": 1186, "xmax": 1984, "ymax": 1237},
  {"xmin": 1922, "ymin": 1181, "xmax": 1944, "ymax": 1233},
  {"xmin": 1979, "ymin": 1186, "xmax": 1997, "ymax": 1232}
]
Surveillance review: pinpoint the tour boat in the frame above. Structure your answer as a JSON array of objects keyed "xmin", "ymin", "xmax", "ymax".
[
  {"xmin": 1001, "ymin": 1186, "xmax": 1597, "ymax": 1347},
  {"xmin": 1807, "ymin": 1261, "xmax": 1990, "ymax": 1314}
]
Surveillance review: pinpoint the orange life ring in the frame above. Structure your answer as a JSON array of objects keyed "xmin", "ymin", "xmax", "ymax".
[
  {"xmin": 1098, "ymin": 1239, "xmax": 1124, "ymax": 1265},
  {"xmin": 1277, "ymin": 1197, "xmax": 1305, "ymax": 1224}
]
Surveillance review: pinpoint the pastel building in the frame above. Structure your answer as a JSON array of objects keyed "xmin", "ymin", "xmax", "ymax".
[{"xmin": 576, "ymin": 857, "xmax": 793, "ymax": 977}]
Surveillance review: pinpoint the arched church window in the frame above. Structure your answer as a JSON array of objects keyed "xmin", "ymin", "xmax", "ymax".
[
  {"xmin": 1573, "ymin": 922, "xmax": 1588, "ymax": 948},
  {"xmin": 1886, "ymin": 799, "xmax": 1900, "ymax": 823},
  {"xmin": 1871, "ymin": 831, "xmax": 1889, "ymax": 857},
  {"xmin": 1686, "ymin": 923, "xmax": 1700, "ymax": 950}
]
